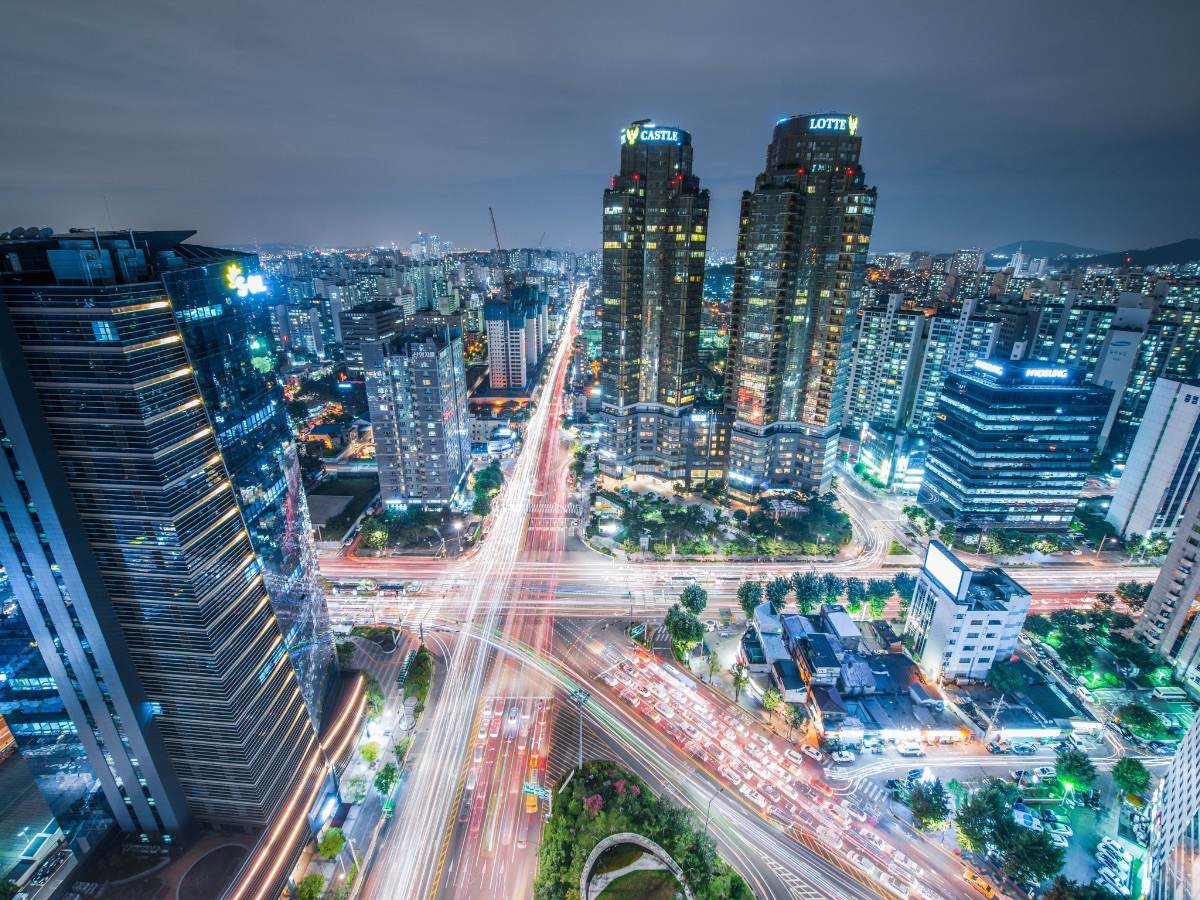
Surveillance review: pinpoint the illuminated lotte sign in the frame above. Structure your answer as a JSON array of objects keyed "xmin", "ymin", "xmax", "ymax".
[
  {"xmin": 807, "ymin": 114, "xmax": 859, "ymax": 135},
  {"xmin": 620, "ymin": 124, "xmax": 682, "ymax": 145},
  {"xmin": 225, "ymin": 263, "xmax": 267, "ymax": 298}
]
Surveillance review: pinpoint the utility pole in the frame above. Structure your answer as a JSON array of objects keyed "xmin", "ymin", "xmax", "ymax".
[{"xmin": 568, "ymin": 688, "xmax": 590, "ymax": 769}]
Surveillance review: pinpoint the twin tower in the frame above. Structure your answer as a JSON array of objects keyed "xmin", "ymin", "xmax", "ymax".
[{"xmin": 598, "ymin": 114, "xmax": 876, "ymax": 498}]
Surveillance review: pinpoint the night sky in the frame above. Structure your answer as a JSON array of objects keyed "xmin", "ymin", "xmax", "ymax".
[{"xmin": 2, "ymin": 0, "xmax": 1197, "ymax": 253}]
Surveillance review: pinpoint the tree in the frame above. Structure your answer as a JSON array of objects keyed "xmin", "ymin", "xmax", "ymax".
[
  {"xmin": 1056, "ymin": 633, "xmax": 1093, "ymax": 670},
  {"xmin": 845, "ymin": 577, "xmax": 865, "ymax": 612},
  {"xmin": 296, "ymin": 874, "xmax": 325, "ymax": 900},
  {"xmin": 1108, "ymin": 612, "xmax": 1135, "ymax": 631},
  {"xmin": 360, "ymin": 742, "xmax": 379, "ymax": 766},
  {"xmin": 1051, "ymin": 609, "xmax": 1085, "ymax": 630},
  {"xmin": 737, "ymin": 581, "xmax": 763, "ymax": 619},
  {"xmin": 664, "ymin": 603, "xmax": 705, "ymax": 661},
  {"xmin": 938, "ymin": 523, "xmax": 957, "ymax": 546},
  {"xmin": 1112, "ymin": 757, "xmax": 1151, "ymax": 796},
  {"xmin": 364, "ymin": 675, "xmax": 384, "ymax": 720},
  {"xmin": 955, "ymin": 779, "xmax": 1064, "ymax": 882},
  {"xmin": 1116, "ymin": 703, "xmax": 1159, "ymax": 732},
  {"xmin": 374, "ymin": 762, "xmax": 398, "ymax": 795},
  {"xmin": 679, "ymin": 583, "xmax": 708, "ymax": 615},
  {"xmin": 986, "ymin": 662, "xmax": 1024, "ymax": 699},
  {"xmin": 761, "ymin": 687, "xmax": 782, "ymax": 712},
  {"xmin": 1116, "ymin": 580, "xmax": 1152, "ymax": 610},
  {"xmin": 820, "ymin": 573, "xmax": 845, "ymax": 602},
  {"xmin": 786, "ymin": 704, "xmax": 807, "ymax": 741},
  {"xmin": 730, "ymin": 663, "xmax": 750, "ymax": 705},
  {"xmin": 867, "ymin": 578, "xmax": 894, "ymax": 599},
  {"xmin": 1095, "ymin": 592, "xmax": 1116, "ymax": 609},
  {"xmin": 908, "ymin": 779, "xmax": 951, "ymax": 831},
  {"xmin": 1041, "ymin": 876, "xmax": 1122, "ymax": 900},
  {"xmin": 1055, "ymin": 749, "xmax": 1097, "ymax": 790},
  {"xmin": 792, "ymin": 572, "xmax": 823, "ymax": 614},
  {"xmin": 765, "ymin": 577, "xmax": 791, "ymax": 612},
  {"xmin": 318, "ymin": 826, "xmax": 347, "ymax": 858},
  {"xmin": 1024, "ymin": 614, "xmax": 1053, "ymax": 638},
  {"xmin": 892, "ymin": 572, "xmax": 917, "ymax": 603}
]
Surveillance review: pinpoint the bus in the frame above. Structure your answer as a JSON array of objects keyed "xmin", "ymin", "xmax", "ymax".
[
  {"xmin": 382, "ymin": 795, "xmax": 395, "ymax": 819},
  {"xmin": 525, "ymin": 755, "xmax": 540, "ymax": 814}
]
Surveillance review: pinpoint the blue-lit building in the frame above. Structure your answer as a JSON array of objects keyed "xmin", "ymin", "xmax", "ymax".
[
  {"xmin": 484, "ymin": 284, "xmax": 548, "ymax": 390},
  {"xmin": 0, "ymin": 229, "xmax": 335, "ymax": 854},
  {"xmin": 918, "ymin": 358, "xmax": 1111, "ymax": 531}
]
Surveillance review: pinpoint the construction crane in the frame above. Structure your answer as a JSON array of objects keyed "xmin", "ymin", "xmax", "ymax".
[{"xmin": 489, "ymin": 206, "xmax": 503, "ymax": 251}]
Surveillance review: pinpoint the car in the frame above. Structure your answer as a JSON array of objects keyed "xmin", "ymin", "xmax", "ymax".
[
  {"xmin": 846, "ymin": 851, "xmax": 880, "ymax": 878},
  {"xmin": 906, "ymin": 767, "xmax": 925, "ymax": 783},
  {"xmin": 1150, "ymin": 741, "xmax": 1176, "ymax": 755},
  {"xmin": 986, "ymin": 741, "xmax": 1006, "ymax": 754},
  {"xmin": 886, "ymin": 778, "xmax": 904, "ymax": 791},
  {"xmin": 878, "ymin": 873, "xmax": 909, "ymax": 898},
  {"xmin": 1046, "ymin": 820, "xmax": 1073, "ymax": 837},
  {"xmin": 801, "ymin": 745, "xmax": 824, "ymax": 763},
  {"xmin": 1097, "ymin": 849, "xmax": 1131, "ymax": 873},
  {"xmin": 1075, "ymin": 685, "xmax": 1095, "ymax": 703},
  {"xmin": 1011, "ymin": 769, "xmax": 1032, "ymax": 783},
  {"xmin": 897, "ymin": 742, "xmax": 924, "ymax": 757},
  {"xmin": 1098, "ymin": 865, "xmax": 1130, "ymax": 889},
  {"xmin": 1012, "ymin": 811, "xmax": 1043, "ymax": 831},
  {"xmin": 1011, "ymin": 742, "xmax": 1037, "ymax": 755},
  {"xmin": 831, "ymin": 750, "xmax": 855, "ymax": 764},
  {"xmin": 1099, "ymin": 876, "xmax": 1131, "ymax": 897},
  {"xmin": 962, "ymin": 868, "xmax": 998, "ymax": 898},
  {"xmin": 1099, "ymin": 837, "xmax": 1134, "ymax": 863},
  {"xmin": 1049, "ymin": 832, "xmax": 1069, "ymax": 849},
  {"xmin": 719, "ymin": 766, "xmax": 742, "ymax": 787},
  {"xmin": 785, "ymin": 748, "xmax": 806, "ymax": 765},
  {"xmin": 1032, "ymin": 766, "xmax": 1057, "ymax": 782}
]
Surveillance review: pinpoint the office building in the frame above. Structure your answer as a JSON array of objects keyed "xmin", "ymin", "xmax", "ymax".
[
  {"xmin": 339, "ymin": 300, "xmax": 405, "ymax": 372},
  {"xmin": 1136, "ymin": 485, "xmax": 1200, "ymax": 697},
  {"xmin": 484, "ymin": 284, "xmax": 549, "ymax": 389},
  {"xmin": 1113, "ymin": 279, "xmax": 1200, "ymax": 452},
  {"xmin": 0, "ymin": 230, "xmax": 333, "ymax": 844},
  {"xmin": 1148, "ymin": 716, "xmax": 1200, "ymax": 899},
  {"xmin": 1108, "ymin": 378, "xmax": 1200, "ymax": 539},
  {"xmin": 598, "ymin": 120, "xmax": 709, "ymax": 481},
  {"xmin": 919, "ymin": 359, "xmax": 1111, "ymax": 530},
  {"xmin": 904, "ymin": 541, "xmax": 1031, "ymax": 683},
  {"xmin": 724, "ymin": 113, "xmax": 876, "ymax": 494},
  {"xmin": 846, "ymin": 293, "xmax": 928, "ymax": 433},
  {"xmin": 364, "ymin": 323, "xmax": 470, "ymax": 508},
  {"xmin": 908, "ymin": 300, "xmax": 999, "ymax": 435}
]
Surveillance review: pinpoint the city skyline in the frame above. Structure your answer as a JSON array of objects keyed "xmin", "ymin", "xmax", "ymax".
[{"xmin": 2, "ymin": 1, "xmax": 1198, "ymax": 253}]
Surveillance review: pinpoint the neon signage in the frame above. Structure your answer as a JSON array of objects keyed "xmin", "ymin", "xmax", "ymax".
[
  {"xmin": 1023, "ymin": 367, "xmax": 1069, "ymax": 379},
  {"xmin": 620, "ymin": 124, "xmax": 683, "ymax": 145},
  {"xmin": 225, "ymin": 263, "xmax": 267, "ymax": 297},
  {"xmin": 973, "ymin": 360, "xmax": 1005, "ymax": 376},
  {"xmin": 807, "ymin": 114, "xmax": 859, "ymax": 135}
]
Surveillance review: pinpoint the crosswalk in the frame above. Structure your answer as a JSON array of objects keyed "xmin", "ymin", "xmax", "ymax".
[{"xmin": 857, "ymin": 781, "xmax": 889, "ymax": 806}]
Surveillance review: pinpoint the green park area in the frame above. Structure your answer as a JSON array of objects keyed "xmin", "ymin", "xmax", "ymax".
[
  {"xmin": 534, "ymin": 761, "xmax": 750, "ymax": 900},
  {"xmin": 595, "ymin": 487, "xmax": 851, "ymax": 558}
]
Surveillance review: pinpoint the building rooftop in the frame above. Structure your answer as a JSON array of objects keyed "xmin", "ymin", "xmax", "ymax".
[
  {"xmin": 801, "ymin": 633, "xmax": 841, "ymax": 670},
  {"xmin": 772, "ymin": 659, "xmax": 805, "ymax": 693}
]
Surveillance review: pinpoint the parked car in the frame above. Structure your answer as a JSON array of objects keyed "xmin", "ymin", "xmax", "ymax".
[
  {"xmin": 1011, "ymin": 742, "xmax": 1037, "ymax": 755},
  {"xmin": 802, "ymin": 745, "xmax": 824, "ymax": 763},
  {"xmin": 1012, "ymin": 811, "xmax": 1044, "ymax": 831},
  {"xmin": 897, "ymin": 742, "xmax": 925, "ymax": 757},
  {"xmin": 986, "ymin": 741, "xmax": 1007, "ymax": 754},
  {"xmin": 1049, "ymin": 832, "xmax": 1069, "ymax": 849},
  {"xmin": 1032, "ymin": 766, "xmax": 1057, "ymax": 782},
  {"xmin": 831, "ymin": 750, "xmax": 856, "ymax": 764},
  {"xmin": 1046, "ymin": 820, "xmax": 1073, "ymax": 837},
  {"xmin": 906, "ymin": 768, "xmax": 926, "ymax": 783},
  {"xmin": 1098, "ymin": 838, "xmax": 1133, "ymax": 863}
]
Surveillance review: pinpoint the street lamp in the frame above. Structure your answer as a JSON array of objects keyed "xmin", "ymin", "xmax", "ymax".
[{"xmin": 703, "ymin": 785, "xmax": 725, "ymax": 835}]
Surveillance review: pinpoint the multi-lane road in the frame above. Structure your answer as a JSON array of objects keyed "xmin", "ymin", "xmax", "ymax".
[{"xmin": 346, "ymin": 284, "xmax": 1158, "ymax": 899}]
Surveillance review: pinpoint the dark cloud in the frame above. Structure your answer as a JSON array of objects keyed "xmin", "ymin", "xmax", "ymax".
[{"xmin": 2, "ymin": 0, "xmax": 1197, "ymax": 252}]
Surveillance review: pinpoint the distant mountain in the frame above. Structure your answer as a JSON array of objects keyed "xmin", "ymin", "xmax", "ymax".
[
  {"xmin": 988, "ymin": 240, "xmax": 1109, "ymax": 259},
  {"xmin": 1080, "ymin": 239, "xmax": 1200, "ymax": 269}
]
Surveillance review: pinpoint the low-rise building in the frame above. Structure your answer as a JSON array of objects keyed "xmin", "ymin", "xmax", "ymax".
[
  {"xmin": 796, "ymin": 633, "xmax": 842, "ymax": 687},
  {"xmin": 904, "ymin": 541, "xmax": 1031, "ymax": 683}
]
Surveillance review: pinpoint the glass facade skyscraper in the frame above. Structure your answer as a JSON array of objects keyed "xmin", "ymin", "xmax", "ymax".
[
  {"xmin": 0, "ymin": 230, "xmax": 334, "ymax": 846},
  {"xmin": 598, "ymin": 120, "xmax": 711, "ymax": 481},
  {"xmin": 724, "ymin": 113, "xmax": 875, "ymax": 495},
  {"xmin": 918, "ymin": 358, "xmax": 1111, "ymax": 530}
]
